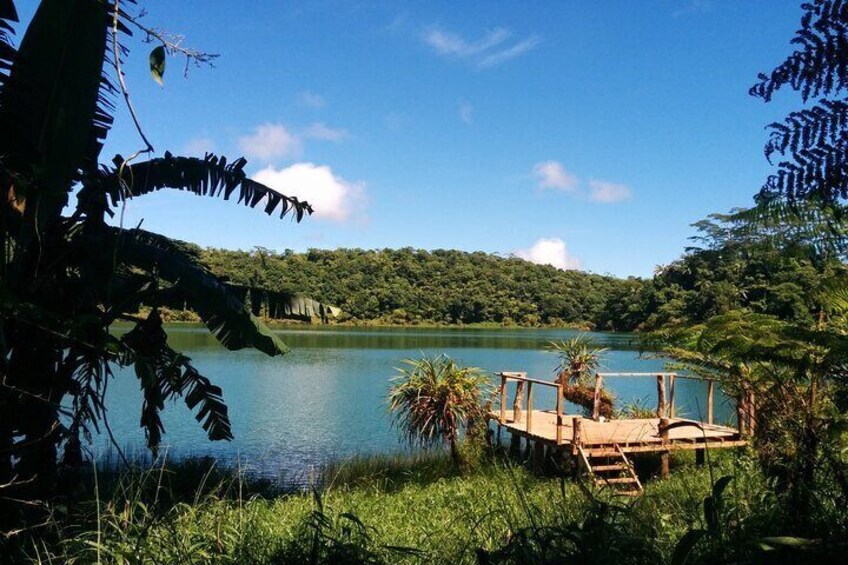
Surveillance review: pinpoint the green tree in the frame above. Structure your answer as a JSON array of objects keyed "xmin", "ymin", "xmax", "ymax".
[{"xmin": 0, "ymin": 0, "xmax": 317, "ymax": 504}]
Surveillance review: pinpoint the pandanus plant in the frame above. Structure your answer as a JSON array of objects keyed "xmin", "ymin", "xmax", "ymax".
[
  {"xmin": 0, "ymin": 0, "xmax": 329, "ymax": 501},
  {"xmin": 388, "ymin": 355, "xmax": 490, "ymax": 464}
]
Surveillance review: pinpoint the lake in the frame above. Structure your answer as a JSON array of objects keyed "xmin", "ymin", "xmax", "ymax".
[{"xmin": 98, "ymin": 326, "xmax": 732, "ymax": 481}]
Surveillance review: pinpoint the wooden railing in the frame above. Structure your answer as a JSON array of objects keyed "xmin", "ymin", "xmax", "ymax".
[
  {"xmin": 496, "ymin": 372, "xmax": 564, "ymax": 444},
  {"xmin": 595, "ymin": 373, "xmax": 718, "ymax": 424}
]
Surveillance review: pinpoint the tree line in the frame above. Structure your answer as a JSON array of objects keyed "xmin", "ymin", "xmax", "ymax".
[{"xmin": 194, "ymin": 215, "xmax": 846, "ymax": 333}]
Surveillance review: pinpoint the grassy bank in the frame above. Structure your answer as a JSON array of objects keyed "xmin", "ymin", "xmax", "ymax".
[{"xmin": 14, "ymin": 448, "xmax": 848, "ymax": 564}]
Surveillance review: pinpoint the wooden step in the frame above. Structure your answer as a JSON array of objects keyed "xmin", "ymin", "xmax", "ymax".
[
  {"xmin": 584, "ymin": 449, "xmax": 620, "ymax": 457},
  {"xmin": 577, "ymin": 444, "xmax": 644, "ymax": 497},
  {"xmin": 592, "ymin": 463, "xmax": 628, "ymax": 472},
  {"xmin": 598, "ymin": 477, "xmax": 637, "ymax": 484},
  {"xmin": 618, "ymin": 490, "xmax": 641, "ymax": 497}
]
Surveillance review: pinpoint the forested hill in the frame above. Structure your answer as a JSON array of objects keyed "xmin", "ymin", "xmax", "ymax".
[
  {"xmin": 195, "ymin": 226, "xmax": 845, "ymax": 332},
  {"xmin": 199, "ymin": 247, "xmax": 637, "ymax": 329}
]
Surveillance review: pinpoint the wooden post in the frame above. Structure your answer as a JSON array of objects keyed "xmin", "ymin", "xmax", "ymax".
[
  {"xmin": 513, "ymin": 381, "xmax": 524, "ymax": 423},
  {"xmin": 533, "ymin": 440, "xmax": 545, "ymax": 468},
  {"xmin": 659, "ymin": 416, "xmax": 670, "ymax": 479},
  {"xmin": 526, "ymin": 382, "xmax": 534, "ymax": 433},
  {"xmin": 571, "ymin": 417, "xmax": 583, "ymax": 456},
  {"xmin": 737, "ymin": 389, "xmax": 747, "ymax": 436},
  {"xmin": 695, "ymin": 448, "xmax": 705, "ymax": 466},
  {"xmin": 656, "ymin": 374, "xmax": 667, "ymax": 418},
  {"xmin": 747, "ymin": 390, "xmax": 756, "ymax": 437},
  {"xmin": 592, "ymin": 373, "xmax": 603, "ymax": 421},
  {"xmin": 668, "ymin": 374, "xmax": 676, "ymax": 418},
  {"xmin": 707, "ymin": 380, "xmax": 714, "ymax": 425},
  {"xmin": 510, "ymin": 433, "xmax": 522, "ymax": 456},
  {"xmin": 555, "ymin": 385, "xmax": 563, "ymax": 445},
  {"xmin": 499, "ymin": 373, "xmax": 507, "ymax": 424}
]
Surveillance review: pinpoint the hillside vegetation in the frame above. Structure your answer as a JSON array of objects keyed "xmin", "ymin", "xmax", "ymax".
[
  {"xmin": 197, "ymin": 223, "xmax": 845, "ymax": 332},
  {"xmin": 200, "ymin": 247, "xmax": 632, "ymax": 328}
]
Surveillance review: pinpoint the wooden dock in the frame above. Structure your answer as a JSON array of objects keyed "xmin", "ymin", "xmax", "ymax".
[
  {"xmin": 488, "ymin": 371, "xmax": 747, "ymax": 496},
  {"xmin": 491, "ymin": 411, "xmax": 746, "ymax": 454}
]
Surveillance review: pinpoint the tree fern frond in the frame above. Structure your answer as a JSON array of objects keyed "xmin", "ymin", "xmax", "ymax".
[
  {"xmin": 751, "ymin": 0, "xmax": 848, "ymax": 103},
  {"xmin": 698, "ymin": 198, "xmax": 848, "ymax": 260}
]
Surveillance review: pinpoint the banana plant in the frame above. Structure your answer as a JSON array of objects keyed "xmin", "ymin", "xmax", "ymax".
[{"xmin": 0, "ymin": 0, "xmax": 330, "ymax": 501}]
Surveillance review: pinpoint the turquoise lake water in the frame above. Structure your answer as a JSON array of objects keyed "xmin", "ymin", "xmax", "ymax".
[{"xmin": 98, "ymin": 326, "xmax": 733, "ymax": 481}]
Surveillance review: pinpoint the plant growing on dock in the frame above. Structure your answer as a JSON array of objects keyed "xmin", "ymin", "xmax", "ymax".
[
  {"xmin": 548, "ymin": 336, "xmax": 614, "ymax": 418},
  {"xmin": 549, "ymin": 336, "xmax": 607, "ymax": 385},
  {"xmin": 387, "ymin": 355, "xmax": 490, "ymax": 465}
]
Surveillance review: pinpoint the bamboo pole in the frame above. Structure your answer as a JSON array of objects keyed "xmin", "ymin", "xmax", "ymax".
[
  {"xmin": 592, "ymin": 373, "xmax": 603, "ymax": 421},
  {"xmin": 499, "ymin": 373, "xmax": 506, "ymax": 424},
  {"xmin": 513, "ymin": 381, "xmax": 524, "ymax": 423},
  {"xmin": 659, "ymin": 416, "xmax": 670, "ymax": 479},
  {"xmin": 571, "ymin": 417, "xmax": 582, "ymax": 456},
  {"xmin": 747, "ymin": 389, "xmax": 756, "ymax": 437},
  {"xmin": 526, "ymin": 382, "xmax": 534, "ymax": 433},
  {"xmin": 737, "ymin": 389, "xmax": 747, "ymax": 436},
  {"xmin": 668, "ymin": 374, "xmax": 676, "ymax": 418},
  {"xmin": 656, "ymin": 374, "xmax": 667, "ymax": 418},
  {"xmin": 555, "ymin": 385, "xmax": 563, "ymax": 445},
  {"xmin": 707, "ymin": 380, "xmax": 714, "ymax": 425}
]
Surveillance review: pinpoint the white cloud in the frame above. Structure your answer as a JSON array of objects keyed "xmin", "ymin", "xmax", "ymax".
[
  {"xmin": 303, "ymin": 122, "xmax": 349, "ymax": 142},
  {"xmin": 588, "ymin": 179, "xmax": 631, "ymax": 203},
  {"xmin": 183, "ymin": 136, "xmax": 216, "ymax": 156},
  {"xmin": 238, "ymin": 123, "xmax": 302, "ymax": 161},
  {"xmin": 423, "ymin": 27, "xmax": 510, "ymax": 57},
  {"xmin": 253, "ymin": 163, "xmax": 365, "ymax": 223},
  {"xmin": 300, "ymin": 90, "xmax": 326, "ymax": 109},
  {"xmin": 478, "ymin": 36, "xmax": 541, "ymax": 68},
  {"xmin": 459, "ymin": 101, "xmax": 473, "ymax": 124},
  {"xmin": 422, "ymin": 26, "xmax": 539, "ymax": 68},
  {"xmin": 532, "ymin": 161, "xmax": 579, "ymax": 192},
  {"xmin": 516, "ymin": 238, "xmax": 581, "ymax": 271}
]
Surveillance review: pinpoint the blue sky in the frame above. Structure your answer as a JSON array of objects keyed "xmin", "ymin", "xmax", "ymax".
[{"xmin": 18, "ymin": 1, "xmax": 805, "ymax": 277}]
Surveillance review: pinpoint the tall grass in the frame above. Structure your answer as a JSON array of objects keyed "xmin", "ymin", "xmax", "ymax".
[{"xmin": 13, "ymin": 448, "xmax": 848, "ymax": 564}]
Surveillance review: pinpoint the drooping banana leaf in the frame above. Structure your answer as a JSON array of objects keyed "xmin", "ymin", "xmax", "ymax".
[
  {"xmin": 121, "ymin": 310, "xmax": 233, "ymax": 452},
  {"xmin": 96, "ymin": 227, "xmax": 289, "ymax": 356},
  {"xmin": 0, "ymin": 0, "xmax": 17, "ymax": 89},
  {"xmin": 0, "ymin": 0, "xmax": 108, "ymax": 229},
  {"xmin": 90, "ymin": 152, "xmax": 312, "ymax": 221},
  {"xmin": 228, "ymin": 284, "xmax": 338, "ymax": 322}
]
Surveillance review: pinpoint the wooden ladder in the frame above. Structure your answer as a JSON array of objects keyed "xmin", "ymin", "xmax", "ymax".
[{"xmin": 577, "ymin": 444, "xmax": 643, "ymax": 497}]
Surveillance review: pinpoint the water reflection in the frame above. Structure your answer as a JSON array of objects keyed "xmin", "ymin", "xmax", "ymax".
[{"xmin": 144, "ymin": 324, "xmax": 645, "ymax": 352}]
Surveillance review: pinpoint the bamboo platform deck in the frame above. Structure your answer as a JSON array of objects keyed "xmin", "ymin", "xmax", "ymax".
[
  {"xmin": 489, "ymin": 410, "xmax": 746, "ymax": 453},
  {"xmin": 489, "ymin": 371, "xmax": 748, "ymax": 478}
]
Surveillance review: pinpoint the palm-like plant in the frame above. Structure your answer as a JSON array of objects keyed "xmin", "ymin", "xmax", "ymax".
[
  {"xmin": 549, "ymin": 336, "xmax": 608, "ymax": 386},
  {"xmin": 387, "ymin": 355, "xmax": 489, "ymax": 464},
  {"xmin": 0, "ymin": 0, "xmax": 329, "ymax": 501},
  {"xmin": 548, "ymin": 336, "xmax": 613, "ymax": 418}
]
